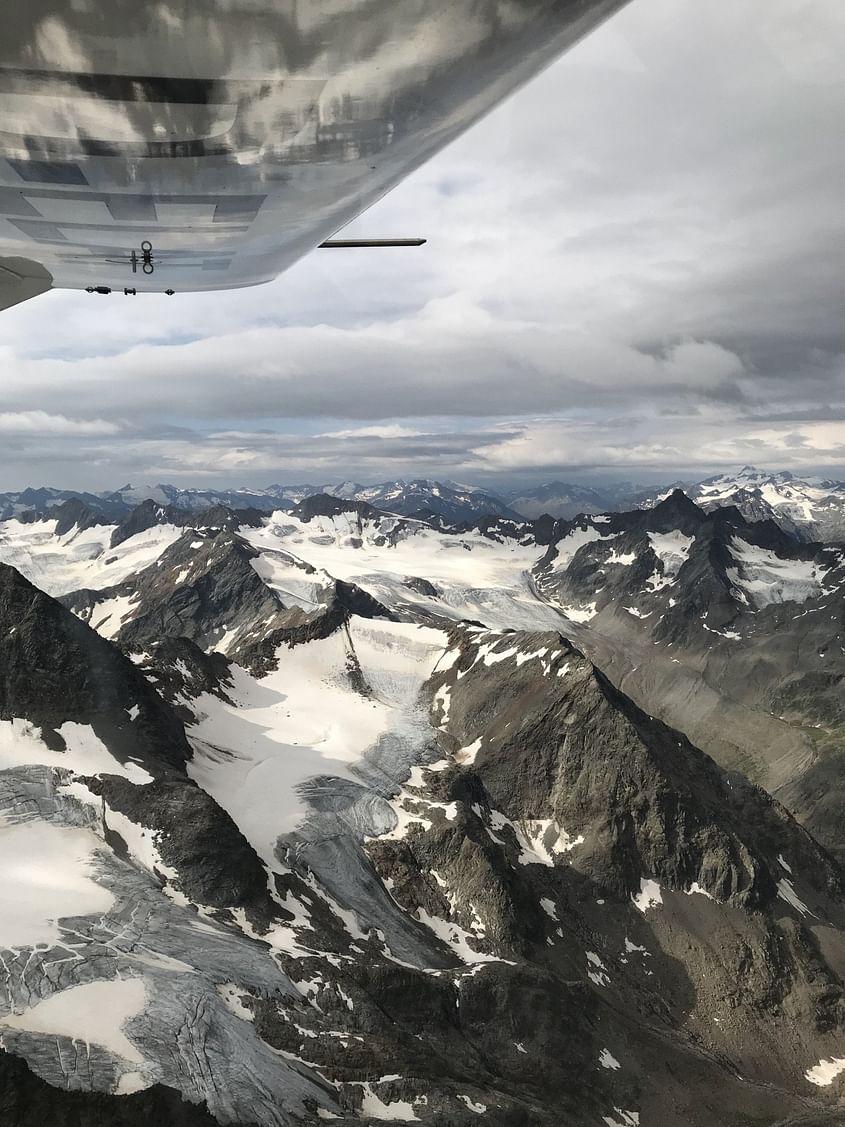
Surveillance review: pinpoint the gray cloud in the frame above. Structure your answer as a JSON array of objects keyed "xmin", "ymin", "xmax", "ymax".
[{"xmin": 1, "ymin": 0, "xmax": 845, "ymax": 489}]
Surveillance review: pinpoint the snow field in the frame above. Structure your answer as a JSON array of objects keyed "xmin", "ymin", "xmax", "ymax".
[{"xmin": 188, "ymin": 618, "xmax": 448, "ymax": 867}]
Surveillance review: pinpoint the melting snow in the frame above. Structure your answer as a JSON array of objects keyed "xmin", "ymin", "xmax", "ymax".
[
  {"xmin": 457, "ymin": 1095, "xmax": 487, "ymax": 1113},
  {"xmin": 553, "ymin": 525, "xmax": 616, "ymax": 568},
  {"xmin": 684, "ymin": 882, "xmax": 715, "ymax": 901},
  {"xmin": 776, "ymin": 878, "xmax": 814, "ymax": 918},
  {"xmin": 632, "ymin": 879, "xmax": 663, "ymax": 913},
  {"xmin": 0, "ymin": 718, "xmax": 153, "ymax": 784},
  {"xmin": 702, "ymin": 622, "xmax": 742, "ymax": 641},
  {"xmin": 357, "ymin": 1082, "xmax": 419, "ymax": 1121},
  {"xmin": 624, "ymin": 937, "xmax": 648, "ymax": 955},
  {"xmin": 606, "ymin": 549, "xmax": 637, "ymax": 566},
  {"xmin": 624, "ymin": 606, "xmax": 651, "ymax": 619},
  {"xmin": 486, "ymin": 810, "xmax": 583, "ymax": 865},
  {"xmin": 0, "ymin": 818, "xmax": 114, "ymax": 947},
  {"xmin": 806, "ymin": 1056, "xmax": 845, "ymax": 1086},
  {"xmin": 90, "ymin": 592, "xmax": 140, "ymax": 639},
  {"xmin": 559, "ymin": 602, "xmax": 598, "ymax": 623},
  {"xmin": 104, "ymin": 806, "xmax": 187, "ymax": 905},
  {"xmin": 413, "ymin": 908, "xmax": 501, "ymax": 965},
  {"xmin": 647, "ymin": 530, "xmax": 694, "ymax": 588},
  {"xmin": 1, "ymin": 978, "xmax": 147, "ymax": 1067},
  {"xmin": 455, "ymin": 738, "xmax": 482, "ymax": 764},
  {"xmin": 603, "ymin": 1111, "xmax": 639, "ymax": 1127},
  {"xmin": 727, "ymin": 538, "xmax": 831, "ymax": 607},
  {"xmin": 599, "ymin": 1048, "xmax": 621, "ymax": 1071}
]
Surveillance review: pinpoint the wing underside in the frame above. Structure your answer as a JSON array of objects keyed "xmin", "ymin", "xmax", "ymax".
[{"xmin": 0, "ymin": 1, "xmax": 628, "ymax": 299}]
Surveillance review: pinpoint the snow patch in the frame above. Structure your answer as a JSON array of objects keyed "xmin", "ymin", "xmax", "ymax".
[
  {"xmin": 586, "ymin": 951, "xmax": 610, "ymax": 987},
  {"xmin": 1, "ymin": 978, "xmax": 147, "ymax": 1068},
  {"xmin": 217, "ymin": 983, "xmax": 254, "ymax": 1022},
  {"xmin": 632, "ymin": 879, "xmax": 662, "ymax": 913},
  {"xmin": 599, "ymin": 1048, "xmax": 621, "ymax": 1071},
  {"xmin": 357, "ymin": 1082, "xmax": 419, "ymax": 1121},
  {"xmin": 684, "ymin": 882, "xmax": 715, "ymax": 901},
  {"xmin": 777, "ymin": 878, "xmax": 814, "ymax": 918},
  {"xmin": 0, "ymin": 818, "xmax": 114, "ymax": 947},
  {"xmin": 559, "ymin": 602, "xmax": 597, "ymax": 623},
  {"xmin": 806, "ymin": 1056, "xmax": 845, "ymax": 1087},
  {"xmin": 727, "ymin": 538, "xmax": 831, "ymax": 607},
  {"xmin": 603, "ymin": 1111, "xmax": 639, "ymax": 1127},
  {"xmin": 0, "ymin": 718, "xmax": 153, "ymax": 784},
  {"xmin": 458, "ymin": 1094, "xmax": 487, "ymax": 1113},
  {"xmin": 486, "ymin": 810, "xmax": 583, "ymax": 865},
  {"xmin": 553, "ymin": 525, "xmax": 615, "ymax": 567}
]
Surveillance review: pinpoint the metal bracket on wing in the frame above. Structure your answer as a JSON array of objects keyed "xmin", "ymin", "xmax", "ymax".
[{"xmin": 318, "ymin": 238, "xmax": 426, "ymax": 248}]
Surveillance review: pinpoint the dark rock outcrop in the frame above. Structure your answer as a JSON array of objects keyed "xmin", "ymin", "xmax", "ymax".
[
  {"xmin": 0, "ymin": 563, "xmax": 190, "ymax": 772},
  {"xmin": 0, "ymin": 1052, "xmax": 248, "ymax": 1127}
]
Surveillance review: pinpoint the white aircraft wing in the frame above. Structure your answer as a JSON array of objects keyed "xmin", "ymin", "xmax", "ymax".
[{"xmin": 0, "ymin": 0, "xmax": 628, "ymax": 304}]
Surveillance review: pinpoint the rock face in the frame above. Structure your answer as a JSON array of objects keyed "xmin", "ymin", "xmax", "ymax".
[
  {"xmin": 109, "ymin": 500, "xmax": 266, "ymax": 549},
  {"xmin": 0, "ymin": 562, "xmax": 190, "ymax": 773},
  {"xmin": 534, "ymin": 492, "xmax": 845, "ymax": 857},
  {"xmin": 48, "ymin": 497, "xmax": 109, "ymax": 536},
  {"xmin": 0, "ymin": 1052, "xmax": 234, "ymax": 1127},
  {"xmin": 74, "ymin": 530, "xmax": 288, "ymax": 655},
  {"xmin": 363, "ymin": 626, "xmax": 845, "ymax": 1124}
]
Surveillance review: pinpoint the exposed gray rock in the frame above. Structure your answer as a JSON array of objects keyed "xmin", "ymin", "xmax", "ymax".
[{"xmin": 534, "ymin": 493, "xmax": 845, "ymax": 856}]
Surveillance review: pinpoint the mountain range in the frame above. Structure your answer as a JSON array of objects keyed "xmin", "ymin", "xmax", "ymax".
[
  {"xmin": 3, "ymin": 466, "xmax": 845, "ymax": 540},
  {"xmin": 0, "ymin": 487, "xmax": 845, "ymax": 1124}
]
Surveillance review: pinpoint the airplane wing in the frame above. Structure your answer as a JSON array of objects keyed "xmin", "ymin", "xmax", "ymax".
[{"xmin": 0, "ymin": 1, "xmax": 628, "ymax": 305}]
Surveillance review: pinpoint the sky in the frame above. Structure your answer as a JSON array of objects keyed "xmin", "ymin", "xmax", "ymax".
[{"xmin": 2, "ymin": 0, "xmax": 845, "ymax": 492}]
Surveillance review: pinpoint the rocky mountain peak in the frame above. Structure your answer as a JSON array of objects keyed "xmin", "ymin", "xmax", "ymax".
[
  {"xmin": 643, "ymin": 488, "xmax": 704, "ymax": 532},
  {"xmin": 292, "ymin": 492, "xmax": 382, "ymax": 523},
  {"xmin": 425, "ymin": 626, "xmax": 842, "ymax": 913},
  {"xmin": 0, "ymin": 562, "xmax": 190, "ymax": 773}
]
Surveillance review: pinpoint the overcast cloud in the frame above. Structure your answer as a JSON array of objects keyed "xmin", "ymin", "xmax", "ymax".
[{"xmin": 2, "ymin": 0, "xmax": 845, "ymax": 491}]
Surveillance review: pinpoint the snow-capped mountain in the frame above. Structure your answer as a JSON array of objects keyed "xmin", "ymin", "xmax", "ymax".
[
  {"xmin": 264, "ymin": 478, "xmax": 522, "ymax": 521},
  {"xmin": 636, "ymin": 466, "xmax": 845, "ymax": 542},
  {"xmin": 2, "ymin": 493, "xmax": 845, "ymax": 1125}
]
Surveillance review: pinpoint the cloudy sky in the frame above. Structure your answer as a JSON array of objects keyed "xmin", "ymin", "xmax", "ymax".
[{"xmin": 2, "ymin": 0, "xmax": 845, "ymax": 492}]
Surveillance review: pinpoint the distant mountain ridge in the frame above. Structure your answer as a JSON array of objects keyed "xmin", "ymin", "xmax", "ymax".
[
  {"xmin": 633, "ymin": 465, "xmax": 845, "ymax": 541},
  {"xmin": 0, "ymin": 479, "xmax": 521, "ymax": 525},
  {"xmin": 2, "ymin": 465, "xmax": 845, "ymax": 539}
]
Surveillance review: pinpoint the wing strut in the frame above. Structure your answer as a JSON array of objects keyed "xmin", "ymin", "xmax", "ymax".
[{"xmin": 319, "ymin": 238, "xmax": 426, "ymax": 248}]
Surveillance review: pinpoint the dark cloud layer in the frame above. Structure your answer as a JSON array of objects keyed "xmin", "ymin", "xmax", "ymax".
[{"xmin": 0, "ymin": 0, "xmax": 844, "ymax": 489}]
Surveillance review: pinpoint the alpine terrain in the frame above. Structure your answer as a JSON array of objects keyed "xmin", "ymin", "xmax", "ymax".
[{"xmin": 0, "ymin": 486, "xmax": 844, "ymax": 1126}]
